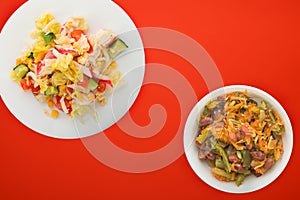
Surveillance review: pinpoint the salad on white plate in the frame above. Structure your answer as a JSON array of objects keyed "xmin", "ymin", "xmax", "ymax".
[{"xmin": 11, "ymin": 13, "xmax": 128, "ymax": 119}]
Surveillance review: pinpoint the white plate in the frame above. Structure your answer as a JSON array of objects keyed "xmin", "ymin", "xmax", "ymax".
[
  {"xmin": 0, "ymin": 0, "xmax": 145, "ymax": 139},
  {"xmin": 184, "ymin": 85, "xmax": 293, "ymax": 193}
]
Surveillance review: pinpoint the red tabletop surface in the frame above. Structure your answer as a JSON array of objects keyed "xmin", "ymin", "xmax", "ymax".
[{"xmin": 0, "ymin": 0, "xmax": 299, "ymax": 199}]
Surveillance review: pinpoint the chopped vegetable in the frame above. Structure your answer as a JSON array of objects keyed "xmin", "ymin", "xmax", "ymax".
[
  {"xmin": 20, "ymin": 78, "xmax": 32, "ymax": 91},
  {"xmin": 70, "ymin": 29, "xmax": 85, "ymax": 41},
  {"xmin": 195, "ymin": 131, "xmax": 209, "ymax": 144},
  {"xmin": 88, "ymin": 78, "xmax": 98, "ymax": 91},
  {"xmin": 259, "ymin": 109, "xmax": 265, "ymax": 122},
  {"xmin": 212, "ymin": 167, "xmax": 233, "ymax": 181},
  {"xmin": 27, "ymin": 52, "xmax": 34, "ymax": 58},
  {"xmin": 229, "ymin": 100, "xmax": 236, "ymax": 107},
  {"xmin": 269, "ymin": 110, "xmax": 276, "ymax": 125},
  {"xmin": 236, "ymin": 151, "xmax": 242, "ymax": 159},
  {"xmin": 41, "ymin": 31, "xmax": 56, "ymax": 45},
  {"xmin": 215, "ymin": 157, "xmax": 225, "ymax": 169},
  {"xmin": 214, "ymin": 145, "xmax": 231, "ymax": 173},
  {"xmin": 13, "ymin": 64, "xmax": 30, "ymax": 79},
  {"xmin": 241, "ymin": 149, "xmax": 251, "ymax": 168},
  {"xmin": 108, "ymin": 38, "xmax": 128, "ymax": 58},
  {"xmin": 235, "ymin": 174, "xmax": 245, "ymax": 186},
  {"xmin": 44, "ymin": 86, "xmax": 59, "ymax": 96}
]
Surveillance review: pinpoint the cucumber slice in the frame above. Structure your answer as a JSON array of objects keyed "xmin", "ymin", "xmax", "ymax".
[
  {"xmin": 44, "ymin": 86, "xmax": 58, "ymax": 96},
  {"xmin": 13, "ymin": 64, "xmax": 29, "ymax": 79},
  {"xmin": 108, "ymin": 38, "xmax": 128, "ymax": 59},
  {"xmin": 88, "ymin": 78, "xmax": 98, "ymax": 91}
]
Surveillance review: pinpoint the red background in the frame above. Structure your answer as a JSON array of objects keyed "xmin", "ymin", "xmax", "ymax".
[{"xmin": 0, "ymin": 0, "xmax": 299, "ymax": 199}]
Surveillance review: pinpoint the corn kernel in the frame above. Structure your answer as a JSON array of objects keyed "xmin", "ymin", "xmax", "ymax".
[
  {"xmin": 58, "ymin": 85, "xmax": 67, "ymax": 96},
  {"xmin": 110, "ymin": 61, "xmax": 117, "ymax": 67},
  {"xmin": 51, "ymin": 110, "xmax": 59, "ymax": 118},
  {"xmin": 27, "ymin": 60, "xmax": 34, "ymax": 71},
  {"xmin": 98, "ymin": 96, "xmax": 106, "ymax": 105},
  {"xmin": 59, "ymin": 85, "xmax": 67, "ymax": 91},
  {"xmin": 87, "ymin": 93, "xmax": 95, "ymax": 101},
  {"xmin": 46, "ymin": 96, "xmax": 51, "ymax": 102},
  {"xmin": 48, "ymin": 100, "xmax": 54, "ymax": 108},
  {"xmin": 10, "ymin": 71, "xmax": 17, "ymax": 80},
  {"xmin": 16, "ymin": 58, "xmax": 23, "ymax": 65},
  {"xmin": 66, "ymin": 95, "xmax": 72, "ymax": 100}
]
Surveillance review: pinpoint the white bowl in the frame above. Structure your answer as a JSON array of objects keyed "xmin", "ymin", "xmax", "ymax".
[{"xmin": 184, "ymin": 85, "xmax": 293, "ymax": 193}]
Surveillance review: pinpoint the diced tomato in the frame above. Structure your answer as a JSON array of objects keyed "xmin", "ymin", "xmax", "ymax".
[
  {"xmin": 20, "ymin": 79, "xmax": 32, "ymax": 91},
  {"xmin": 64, "ymin": 99, "xmax": 72, "ymax": 114},
  {"xmin": 77, "ymin": 75, "xmax": 89, "ymax": 88},
  {"xmin": 55, "ymin": 96, "xmax": 72, "ymax": 114},
  {"xmin": 70, "ymin": 29, "xmax": 93, "ymax": 53},
  {"xmin": 97, "ymin": 80, "xmax": 107, "ymax": 93},
  {"xmin": 55, "ymin": 96, "xmax": 63, "ymax": 111},
  {"xmin": 102, "ymin": 79, "xmax": 113, "ymax": 87},
  {"xmin": 97, "ymin": 80, "xmax": 113, "ymax": 93},
  {"xmin": 70, "ymin": 30, "xmax": 85, "ymax": 42},
  {"xmin": 31, "ymin": 85, "xmax": 40, "ymax": 96}
]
